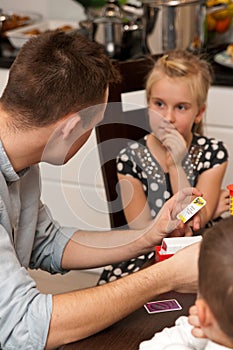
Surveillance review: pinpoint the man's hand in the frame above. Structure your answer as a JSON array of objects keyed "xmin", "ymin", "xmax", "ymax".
[
  {"xmin": 148, "ymin": 187, "xmax": 202, "ymax": 244},
  {"xmin": 169, "ymin": 242, "xmax": 201, "ymax": 293}
]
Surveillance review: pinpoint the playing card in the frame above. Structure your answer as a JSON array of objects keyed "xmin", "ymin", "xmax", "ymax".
[{"xmin": 144, "ymin": 299, "xmax": 182, "ymax": 314}]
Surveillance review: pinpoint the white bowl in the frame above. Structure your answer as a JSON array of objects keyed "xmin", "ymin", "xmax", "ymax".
[
  {"xmin": 6, "ymin": 19, "xmax": 80, "ymax": 49},
  {"xmin": 2, "ymin": 10, "xmax": 43, "ymax": 32}
]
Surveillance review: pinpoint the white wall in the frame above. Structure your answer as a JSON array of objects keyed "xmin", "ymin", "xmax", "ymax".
[
  {"xmin": 0, "ymin": 69, "xmax": 9, "ymax": 93},
  {"xmin": 39, "ymin": 133, "xmax": 111, "ymax": 230}
]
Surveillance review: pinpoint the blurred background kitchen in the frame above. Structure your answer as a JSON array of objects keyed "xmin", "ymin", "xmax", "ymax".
[{"xmin": 0, "ymin": 0, "xmax": 232, "ymax": 293}]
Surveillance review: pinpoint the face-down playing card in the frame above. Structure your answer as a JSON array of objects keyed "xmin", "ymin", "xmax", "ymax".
[{"xmin": 144, "ymin": 299, "xmax": 182, "ymax": 314}]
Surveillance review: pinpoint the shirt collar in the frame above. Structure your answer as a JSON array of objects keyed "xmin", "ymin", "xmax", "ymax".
[{"xmin": 0, "ymin": 139, "xmax": 29, "ymax": 182}]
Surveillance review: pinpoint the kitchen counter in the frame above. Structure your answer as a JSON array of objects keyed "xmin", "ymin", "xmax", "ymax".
[
  {"xmin": 206, "ymin": 45, "xmax": 233, "ymax": 87},
  {"xmin": 0, "ymin": 38, "xmax": 232, "ymax": 87},
  {"xmin": 211, "ymin": 61, "xmax": 233, "ymax": 87}
]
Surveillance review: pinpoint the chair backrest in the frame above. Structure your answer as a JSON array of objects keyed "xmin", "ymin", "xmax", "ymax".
[{"xmin": 95, "ymin": 57, "xmax": 154, "ymax": 229}]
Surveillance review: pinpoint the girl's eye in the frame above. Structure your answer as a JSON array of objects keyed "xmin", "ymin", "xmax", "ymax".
[
  {"xmin": 177, "ymin": 104, "xmax": 186, "ymax": 111},
  {"xmin": 155, "ymin": 100, "xmax": 164, "ymax": 108}
]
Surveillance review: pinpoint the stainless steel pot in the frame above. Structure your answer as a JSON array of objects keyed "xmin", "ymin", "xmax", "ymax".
[
  {"xmin": 93, "ymin": 1, "xmax": 124, "ymax": 58},
  {"xmin": 80, "ymin": 0, "xmax": 144, "ymax": 59},
  {"xmin": 141, "ymin": 0, "xmax": 206, "ymax": 54}
]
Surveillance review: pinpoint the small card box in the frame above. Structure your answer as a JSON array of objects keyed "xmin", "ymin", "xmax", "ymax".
[
  {"xmin": 161, "ymin": 236, "xmax": 202, "ymax": 255},
  {"xmin": 155, "ymin": 236, "xmax": 202, "ymax": 262},
  {"xmin": 155, "ymin": 246, "xmax": 174, "ymax": 262}
]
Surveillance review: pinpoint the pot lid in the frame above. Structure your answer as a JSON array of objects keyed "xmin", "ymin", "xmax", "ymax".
[
  {"xmin": 93, "ymin": 0, "xmax": 134, "ymax": 24},
  {"xmin": 141, "ymin": 0, "xmax": 201, "ymax": 6}
]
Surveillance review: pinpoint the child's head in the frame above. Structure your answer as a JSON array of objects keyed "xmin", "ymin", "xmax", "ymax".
[
  {"xmin": 197, "ymin": 216, "xmax": 233, "ymax": 344},
  {"xmin": 146, "ymin": 50, "xmax": 213, "ymax": 135}
]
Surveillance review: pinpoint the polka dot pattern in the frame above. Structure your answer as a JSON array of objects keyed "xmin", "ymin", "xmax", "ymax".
[
  {"xmin": 97, "ymin": 133, "xmax": 228, "ymax": 285},
  {"xmin": 115, "ymin": 134, "xmax": 228, "ymax": 219}
]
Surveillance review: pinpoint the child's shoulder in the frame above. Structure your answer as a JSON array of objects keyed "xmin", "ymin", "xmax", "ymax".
[
  {"xmin": 118, "ymin": 135, "xmax": 149, "ymax": 156},
  {"xmin": 192, "ymin": 134, "xmax": 228, "ymax": 163},
  {"xmin": 193, "ymin": 134, "xmax": 226, "ymax": 148}
]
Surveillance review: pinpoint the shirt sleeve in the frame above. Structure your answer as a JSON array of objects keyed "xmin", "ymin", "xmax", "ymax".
[
  {"xmin": 0, "ymin": 224, "xmax": 52, "ymax": 349},
  {"xmin": 0, "ymin": 164, "xmax": 78, "ymax": 348},
  {"xmin": 210, "ymin": 139, "xmax": 228, "ymax": 167},
  {"xmin": 139, "ymin": 316, "xmax": 207, "ymax": 350},
  {"xmin": 116, "ymin": 146, "xmax": 141, "ymax": 180},
  {"xmin": 199, "ymin": 138, "xmax": 229, "ymax": 174},
  {"xmin": 29, "ymin": 201, "xmax": 77, "ymax": 274}
]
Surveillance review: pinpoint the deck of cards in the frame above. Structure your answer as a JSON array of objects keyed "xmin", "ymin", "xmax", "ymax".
[
  {"xmin": 160, "ymin": 236, "xmax": 202, "ymax": 255},
  {"xmin": 155, "ymin": 196, "xmax": 205, "ymax": 262},
  {"xmin": 155, "ymin": 235, "xmax": 202, "ymax": 262}
]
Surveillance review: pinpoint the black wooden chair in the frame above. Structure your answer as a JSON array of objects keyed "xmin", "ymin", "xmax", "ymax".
[{"xmin": 95, "ymin": 56, "xmax": 155, "ymax": 229}]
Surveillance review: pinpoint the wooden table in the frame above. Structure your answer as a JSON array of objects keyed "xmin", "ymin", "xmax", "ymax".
[{"xmin": 63, "ymin": 291, "xmax": 196, "ymax": 350}]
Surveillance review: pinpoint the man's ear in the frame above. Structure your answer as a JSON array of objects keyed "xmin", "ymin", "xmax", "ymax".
[
  {"xmin": 195, "ymin": 298, "xmax": 214, "ymax": 328},
  {"xmin": 61, "ymin": 115, "xmax": 81, "ymax": 140},
  {"xmin": 194, "ymin": 105, "xmax": 206, "ymax": 125}
]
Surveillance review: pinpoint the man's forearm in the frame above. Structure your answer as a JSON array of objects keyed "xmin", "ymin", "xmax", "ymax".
[
  {"xmin": 46, "ymin": 258, "xmax": 174, "ymax": 349},
  {"xmin": 62, "ymin": 228, "xmax": 155, "ymax": 270},
  {"xmin": 47, "ymin": 240, "xmax": 199, "ymax": 349},
  {"xmin": 62, "ymin": 187, "xmax": 202, "ymax": 270}
]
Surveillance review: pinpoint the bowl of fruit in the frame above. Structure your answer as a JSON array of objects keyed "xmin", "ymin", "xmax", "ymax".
[{"xmin": 206, "ymin": 0, "xmax": 233, "ymax": 47}]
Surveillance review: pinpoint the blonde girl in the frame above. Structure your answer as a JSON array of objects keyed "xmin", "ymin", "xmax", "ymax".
[{"xmin": 97, "ymin": 50, "xmax": 229, "ymax": 285}]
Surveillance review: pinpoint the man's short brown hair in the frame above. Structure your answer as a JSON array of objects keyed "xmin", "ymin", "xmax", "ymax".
[{"xmin": 0, "ymin": 31, "xmax": 120, "ymax": 129}]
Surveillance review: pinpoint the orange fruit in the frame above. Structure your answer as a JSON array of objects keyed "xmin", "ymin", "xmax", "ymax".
[
  {"xmin": 212, "ymin": 8, "xmax": 230, "ymax": 20},
  {"xmin": 215, "ymin": 16, "xmax": 232, "ymax": 32},
  {"xmin": 206, "ymin": 14, "xmax": 217, "ymax": 31},
  {"xmin": 228, "ymin": 2, "xmax": 233, "ymax": 16}
]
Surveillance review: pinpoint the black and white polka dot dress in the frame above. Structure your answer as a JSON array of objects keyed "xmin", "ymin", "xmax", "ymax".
[{"xmin": 97, "ymin": 133, "xmax": 228, "ymax": 285}]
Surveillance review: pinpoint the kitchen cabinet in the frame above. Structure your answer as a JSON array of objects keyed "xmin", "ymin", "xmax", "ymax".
[{"xmin": 205, "ymin": 86, "xmax": 233, "ymax": 188}]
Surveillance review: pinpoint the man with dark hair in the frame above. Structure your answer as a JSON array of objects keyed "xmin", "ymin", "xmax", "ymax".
[{"xmin": 0, "ymin": 31, "xmax": 200, "ymax": 349}]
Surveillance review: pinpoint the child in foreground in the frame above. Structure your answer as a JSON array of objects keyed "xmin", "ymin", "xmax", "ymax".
[{"xmin": 139, "ymin": 216, "xmax": 233, "ymax": 350}]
